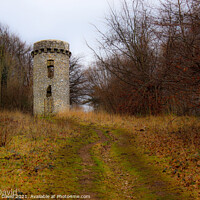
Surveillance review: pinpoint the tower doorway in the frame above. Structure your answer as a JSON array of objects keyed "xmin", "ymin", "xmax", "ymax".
[{"xmin": 44, "ymin": 85, "xmax": 53, "ymax": 114}]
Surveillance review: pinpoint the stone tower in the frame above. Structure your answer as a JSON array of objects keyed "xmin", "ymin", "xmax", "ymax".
[{"xmin": 31, "ymin": 39, "xmax": 71, "ymax": 115}]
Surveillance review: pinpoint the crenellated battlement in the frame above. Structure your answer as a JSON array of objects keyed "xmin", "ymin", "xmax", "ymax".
[
  {"xmin": 31, "ymin": 48, "xmax": 71, "ymax": 57},
  {"xmin": 32, "ymin": 39, "xmax": 71, "ymax": 57}
]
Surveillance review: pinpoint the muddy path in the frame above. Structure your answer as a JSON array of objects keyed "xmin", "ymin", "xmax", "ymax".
[
  {"xmin": 53, "ymin": 119, "xmax": 193, "ymax": 199},
  {"xmin": 77, "ymin": 127, "xmax": 192, "ymax": 199},
  {"xmin": 78, "ymin": 129, "xmax": 108, "ymax": 199},
  {"xmin": 78, "ymin": 141, "xmax": 98, "ymax": 199}
]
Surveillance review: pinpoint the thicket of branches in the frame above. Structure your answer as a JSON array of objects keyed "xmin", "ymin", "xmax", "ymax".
[
  {"xmin": 69, "ymin": 56, "xmax": 87, "ymax": 105},
  {"xmin": 86, "ymin": 0, "xmax": 200, "ymax": 115},
  {"xmin": 0, "ymin": 25, "xmax": 32, "ymax": 111}
]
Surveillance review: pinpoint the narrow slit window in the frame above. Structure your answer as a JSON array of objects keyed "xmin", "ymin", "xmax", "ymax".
[
  {"xmin": 46, "ymin": 85, "xmax": 52, "ymax": 97},
  {"xmin": 47, "ymin": 60, "xmax": 54, "ymax": 78}
]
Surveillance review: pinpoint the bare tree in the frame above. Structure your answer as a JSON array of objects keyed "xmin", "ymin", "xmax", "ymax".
[
  {"xmin": 69, "ymin": 56, "xmax": 87, "ymax": 105},
  {"xmin": 0, "ymin": 24, "xmax": 32, "ymax": 111},
  {"xmin": 87, "ymin": 0, "xmax": 163, "ymax": 114},
  {"xmin": 155, "ymin": 0, "xmax": 200, "ymax": 114},
  {"xmin": 86, "ymin": 0, "xmax": 200, "ymax": 115}
]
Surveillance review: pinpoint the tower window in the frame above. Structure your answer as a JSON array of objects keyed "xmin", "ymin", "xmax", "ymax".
[
  {"xmin": 47, "ymin": 60, "xmax": 54, "ymax": 78},
  {"xmin": 46, "ymin": 85, "xmax": 52, "ymax": 97}
]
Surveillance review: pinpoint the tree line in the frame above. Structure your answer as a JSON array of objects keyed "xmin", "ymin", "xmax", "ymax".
[
  {"xmin": 0, "ymin": 25, "xmax": 32, "ymax": 111},
  {"xmin": 0, "ymin": 0, "xmax": 200, "ymax": 115},
  {"xmin": 85, "ymin": 0, "xmax": 200, "ymax": 115}
]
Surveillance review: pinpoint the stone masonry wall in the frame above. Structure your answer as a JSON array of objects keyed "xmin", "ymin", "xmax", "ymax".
[{"xmin": 32, "ymin": 39, "xmax": 71, "ymax": 115}]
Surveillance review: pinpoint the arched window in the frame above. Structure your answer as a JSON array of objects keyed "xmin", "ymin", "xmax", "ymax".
[{"xmin": 47, "ymin": 60, "xmax": 54, "ymax": 78}]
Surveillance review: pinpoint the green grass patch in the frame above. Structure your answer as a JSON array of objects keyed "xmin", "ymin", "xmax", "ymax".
[
  {"xmin": 110, "ymin": 128, "xmax": 194, "ymax": 200},
  {"xmin": 90, "ymin": 143, "xmax": 121, "ymax": 200}
]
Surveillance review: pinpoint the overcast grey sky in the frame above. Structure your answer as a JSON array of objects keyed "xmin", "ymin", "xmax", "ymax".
[{"xmin": 0, "ymin": 0, "xmax": 158, "ymax": 65}]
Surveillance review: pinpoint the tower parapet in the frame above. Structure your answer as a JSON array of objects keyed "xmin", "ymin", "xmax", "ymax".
[{"xmin": 31, "ymin": 40, "xmax": 71, "ymax": 57}]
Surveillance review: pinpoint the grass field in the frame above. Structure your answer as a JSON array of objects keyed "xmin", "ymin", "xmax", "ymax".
[{"xmin": 0, "ymin": 110, "xmax": 199, "ymax": 199}]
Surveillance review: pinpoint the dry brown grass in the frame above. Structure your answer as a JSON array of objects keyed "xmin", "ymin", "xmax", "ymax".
[
  {"xmin": 0, "ymin": 110, "xmax": 78, "ymax": 194},
  {"xmin": 0, "ymin": 110, "xmax": 73, "ymax": 147},
  {"xmin": 0, "ymin": 109, "xmax": 199, "ymax": 196}
]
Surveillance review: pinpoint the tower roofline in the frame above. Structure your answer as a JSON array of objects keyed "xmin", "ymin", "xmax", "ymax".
[
  {"xmin": 34, "ymin": 39, "xmax": 69, "ymax": 50},
  {"xmin": 32, "ymin": 39, "xmax": 71, "ymax": 58}
]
